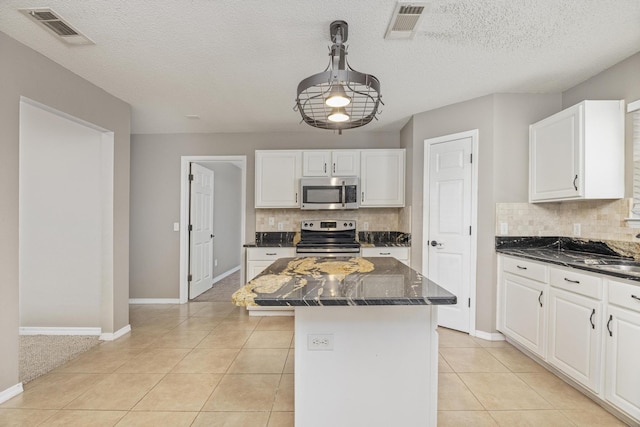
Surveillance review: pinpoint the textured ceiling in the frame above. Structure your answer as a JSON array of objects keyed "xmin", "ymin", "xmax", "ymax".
[{"xmin": 1, "ymin": 0, "xmax": 639, "ymax": 134}]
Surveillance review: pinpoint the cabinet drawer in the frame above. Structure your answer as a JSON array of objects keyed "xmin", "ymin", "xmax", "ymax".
[
  {"xmin": 550, "ymin": 267, "xmax": 602, "ymax": 299},
  {"xmin": 361, "ymin": 247, "xmax": 409, "ymax": 260},
  {"xmin": 608, "ymin": 280, "xmax": 640, "ymax": 313},
  {"xmin": 247, "ymin": 247, "xmax": 295, "ymax": 261},
  {"xmin": 502, "ymin": 257, "xmax": 548, "ymax": 283}
]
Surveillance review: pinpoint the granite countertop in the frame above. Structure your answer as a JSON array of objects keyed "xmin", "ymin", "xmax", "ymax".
[
  {"xmin": 232, "ymin": 256, "xmax": 456, "ymax": 307},
  {"xmin": 243, "ymin": 242, "xmax": 296, "ymax": 248},
  {"xmin": 244, "ymin": 231, "xmax": 411, "ymax": 248},
  {"xmin": 496, "ymin": 236, "xmax": 640, "ymax": 283}
]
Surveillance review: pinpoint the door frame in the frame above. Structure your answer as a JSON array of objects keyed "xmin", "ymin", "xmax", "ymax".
[
  {"xmin": 179, "ymin": 155, "xmax": 247, "ymax": 303},
  {"xmin": 422, "ymin": 129, "xmax": 479, "ymax": 335}
]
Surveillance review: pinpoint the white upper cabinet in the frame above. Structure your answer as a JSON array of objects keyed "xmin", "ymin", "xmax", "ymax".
[
  {"xmin": 360, "ymin": 149, "xmax": 405, "ymax": 207},
  {"xmin": 302, "ymin": 150, "xmax": 359, "ymax": 177},
  {"xmin": 255, "ymin": 150, "xmax": 301, "ymax": 208},
  {"xmin": 529, "ymin": 100, "xmax": 624, "ymax": 203},
  {"xmin": 332, "ymin": 150, "xmax": 360, "ymax": 176}
]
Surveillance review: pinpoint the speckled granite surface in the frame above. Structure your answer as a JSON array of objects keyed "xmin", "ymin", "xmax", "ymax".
[
  {"xmin": 359, "ymin": 231, "xmax": 411, "ymax": 247},
  {"xmin": 496, "ymin": 236, "xmax": 640, "ymax": 283},
  {"xmin": 232, "ymin": 256, "xmax": 456, "ymax": 307},
  {"xmin": 244, "ymin": 231, "xmax": 411, "ymax": 248}
]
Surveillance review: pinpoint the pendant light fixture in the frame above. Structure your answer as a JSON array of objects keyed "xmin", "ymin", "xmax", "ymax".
[{"xmin": 294, "ymin": 20, "xmax": 383, "ymax": 134}]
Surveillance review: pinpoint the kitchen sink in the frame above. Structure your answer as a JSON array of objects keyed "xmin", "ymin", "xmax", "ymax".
[{"xmin": 593, "ymin": 264, "xmax": 640, "ymax": 274}]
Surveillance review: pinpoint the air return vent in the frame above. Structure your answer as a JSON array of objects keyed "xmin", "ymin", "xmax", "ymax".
[
  {"xmin": 20, "ymin": 8, "xmax": 94, "ymax": 45},
  {"xmin": 385, "ymin": 2, "xmax": 427, "ymax": 40}
]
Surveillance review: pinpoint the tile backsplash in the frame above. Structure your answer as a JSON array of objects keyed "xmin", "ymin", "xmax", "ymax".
[
  {"xmin": 496, "ymin": 198, "xmax": 637, "ymax": 242},
  {"xmin": 256, "ymin": 208, "xmax": 401, "ymax": 232}
]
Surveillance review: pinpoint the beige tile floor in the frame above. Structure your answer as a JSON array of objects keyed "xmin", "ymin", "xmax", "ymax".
[{"xmin": 0, "ymin": 300, "xmax": 630, "ymax": 426}]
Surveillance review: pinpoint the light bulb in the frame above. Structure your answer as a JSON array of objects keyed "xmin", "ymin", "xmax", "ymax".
[
  {"xmin": 328, "ymin": 107, "xmax": 349, "ymax": 123},
  {"xmin": 325, "ymin": 85, "xmax": 351, "ymax": 108}
]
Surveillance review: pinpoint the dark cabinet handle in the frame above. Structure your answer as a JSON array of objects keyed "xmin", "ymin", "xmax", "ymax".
[
  {"xmin": 631, "ymin": 294, "xmax": 640, "ymax": 301},
  {"xmin": 361, "ymin": 192, "xmax": 365, "ymax": 202},
  {"xmin": 333, "ymin": 163, "xmax": 336, "ymax": 174},
  {"xmin": 573, "ymin": 174, "xmax": 578, "ymax": 191},
  {"xmin": 564, "ymin": 277, "xmax": 580, "ymax": 284},
  {"xmin": 324, "ymin": 163, "xmax": 327, "ymax": 173},
  {"xmin": 516, "ymin": 265, "xmax": 527, "ymax": 270},
  {"xmin": 380, "ymin": 252, "xmax": 391, "ymax": 255},
  {"xmin": 538, "ymin": 291, "xmax": 543, "ymax": 307},
  {"xmin": 607, "ymin": 314, "xmax": 613, "ymax": 337},
  {"xmin": 590, "ymin": 308, "xmax": 595, "ymax": 329},
  {"xmin": 295, "ymin": 192, "xmax": 298, "ymax": 203},
  {"xmin": 266, "ymin": 252, "xmax": 277, "ymax": 256}
]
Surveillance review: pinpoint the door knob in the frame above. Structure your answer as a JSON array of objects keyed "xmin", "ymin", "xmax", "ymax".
[
  {"xmin": 430, "ymin": 240, "xmax": 444, "ymax": 248},
  {"xmin": 210, "ymin": 234, "xmax": 215, "ymax": 239}
]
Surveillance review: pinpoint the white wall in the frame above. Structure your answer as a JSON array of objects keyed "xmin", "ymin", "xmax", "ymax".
[
  {"xmin": 0, "ymin": 31, "xmax": 130, "ymax": 393},
  {"xmin": 19, "ymin": 101, "xmax": 106, "ymax": 328}
]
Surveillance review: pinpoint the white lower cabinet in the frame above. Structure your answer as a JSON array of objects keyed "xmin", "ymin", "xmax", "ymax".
[
  {"xmin": 498, "ymin": 256, "xmax": 548, "ymax": 358},
  {"xmin": 605, "ymin": 280, "xmax": 640, "ymax": 421},
  {"xmin": 246, "ymin": 247, "xmax": 295, "ymax": 281},
  {"xmin": 498, "ymin": 254, "xmax": 640, "ymax": 424},
  {"xmin": 361, "ymin": 247, "xmax": 410, "ymax": 266},
  {"xmin": 547, "ymin": 287, "xmax": 602, "ymax": 393}
]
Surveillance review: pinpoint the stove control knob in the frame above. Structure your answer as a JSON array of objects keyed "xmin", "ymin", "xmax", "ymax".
[
  {"xmin": 349, "ymin": 222, "xmax": 353, "ymax": 227},
  {"xmin": 309, "ymin": 223, "xmax": 313, "ymax": 227},
  {"xmin": 303, "ymin": 222, "xmax": 308, "ymax": 227},
  {"xmin": 344, "ymin": 222, "xmax": 348, "ymax": 227}
]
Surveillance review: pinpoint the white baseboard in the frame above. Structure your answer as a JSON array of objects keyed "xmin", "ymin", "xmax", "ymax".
[
  {"xmin": 213, "ymin": 265, "xmax": 241, "ymax": 284},
  {"xmin": 473, "ymin": 330, "xmax": 506, "ymax": 341},
  {"xmin": 129, "ymin": 298, "xmax": 181, "ymax": 304},
  {"xmin": 99, "ymin": 324, "xmax": 131, "ymax": 341},
  {"xmin": 19, "ymin": 327, "xmax": 102, "ymax": 336},
  {"xmin": 0, "ymin": 383, "xmax": 23, "ymax": 405}
]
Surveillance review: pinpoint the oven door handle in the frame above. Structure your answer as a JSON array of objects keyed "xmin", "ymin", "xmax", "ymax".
[{"xmin": 342, "ymin": 180, "xmax": 346, "ymax": 208}]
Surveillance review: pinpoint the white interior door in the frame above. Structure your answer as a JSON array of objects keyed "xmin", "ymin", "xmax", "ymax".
[
  {"xmin": 189, "ymin": 163, "xmax": 214, "ymax": 299},
  {"xmin": 427, "ymin": 136, "xmax": 472, "ymax": 332}
]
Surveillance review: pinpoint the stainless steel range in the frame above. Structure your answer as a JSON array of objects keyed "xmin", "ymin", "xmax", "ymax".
[{"xmin": 296, "ymin": 219, "xmax": 361, "ymax": 257}]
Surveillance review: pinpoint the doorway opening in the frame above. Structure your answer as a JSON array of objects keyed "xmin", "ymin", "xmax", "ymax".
[
  {"xmin": 18, "ymin": 97, "xmax": 115, "ymax": 382},
  {"xmin": 179, "ymin": 156, "xmax": 246, "ymax": 303},
  {"xmin": 422, "ymin": 129, "xmax": 478, "ymax": 334}
]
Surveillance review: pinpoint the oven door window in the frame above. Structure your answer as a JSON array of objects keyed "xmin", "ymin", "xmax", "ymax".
[{"xmin": 303, "ymin": 186, "xmax": 342, "ymax": 204}]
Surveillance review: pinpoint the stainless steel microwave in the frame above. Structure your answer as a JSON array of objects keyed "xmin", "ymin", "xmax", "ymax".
[{"xmin": 300, "ymin": 177, "xmax": 359, "ymax": 210}]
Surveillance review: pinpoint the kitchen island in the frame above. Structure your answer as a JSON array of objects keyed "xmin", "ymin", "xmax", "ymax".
[{"xmin": 233, "ymin": 256, "xmax": 456, "ymax": 427}]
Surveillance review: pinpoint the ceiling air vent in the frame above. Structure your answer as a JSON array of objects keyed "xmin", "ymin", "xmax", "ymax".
[
  {"xmin": 385, "ymin": 2, "xmax": 428, "ymax": 40},
  {"xmin": 20, "ymin": 8, "xmax": 94, "ymax": 45}
]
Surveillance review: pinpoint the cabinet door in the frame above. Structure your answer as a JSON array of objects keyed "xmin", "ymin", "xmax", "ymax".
[
  {"xmin": 605, "ymin": 305, "xmax": 640, "ymax": 420},
  {"xmin": 500, "ymin": 273, "xmax": 546, "ymax": 357},
  {"xmin": 302, "ymin": 151, "xmax": 330, "ymax": 177},
  {"xmin": 547, "ymin": 287, "xmax": 602, "ymax": 393},
  {"xmin": 529, "ymin": 103, "xmax": 582, "ymax": 202},
  {"xmin": 247, "ymin": 260, "xmax": 274, "ymax": 281},
  {"xmin": 332, "ymin": 150, "xmax": 359, "ymax": 176},
  {"xmin": 360, "ymin": 150, "xmax": 405, "ymax": 207},
  {"xmin": 255, "ymin": 151, "xmax": 301, "ymax": 207}
]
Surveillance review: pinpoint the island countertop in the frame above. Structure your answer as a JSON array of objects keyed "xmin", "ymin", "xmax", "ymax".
[{"xmin": 233, "ymin": 256, "xmax": 456, "ymax": 307}]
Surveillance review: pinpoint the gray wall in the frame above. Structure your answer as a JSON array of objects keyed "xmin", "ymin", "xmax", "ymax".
[
  {"xmin": 200, "ymin": 162, "xmax": 243, "ymax": 277},
  {"xmin": 0, "ymin": 31, "xmax": 130, "ymax": 392},
  {"xmin": 562, "ymin": 52, "xmax": 640, "ymax": 198},
  {"xmin": 130, "ymin": 132, "xmax": 399, "ymax": 299},
  {"xmin": 401, "ymin": 93, "xmax": 560, "ymax": 334}
]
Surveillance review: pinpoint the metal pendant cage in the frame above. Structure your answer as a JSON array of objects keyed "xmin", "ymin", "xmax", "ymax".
[{"xmin": 295, "ymin": 21, "xmax": 383, "ymax": 133}]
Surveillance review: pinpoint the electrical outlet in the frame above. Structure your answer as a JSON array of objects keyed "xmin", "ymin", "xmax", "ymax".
[
  {"xmin": 363, "ymin": 222, "xmax": 369, "ymax": 231},
  {"xmin": 308, "ymin": 334, "xmax": 334, "ymax": 351},
  {"xmin": 277, "ymin": 222, "xmax": 284, "ymax": 231},
  {"xmin": 573, "ymin": 223, "xmax": 581, "ymax": 236},
  {"xmin": 268, "ymin": 217, "xmax": 275, "ymax": 226},
  {"xmin": 173, "ymin": 222, "xmax": 180, "ymax": 231},
  {"xmin": 500, "ymin": 222, "xmax": 508, "ymax": 235},
  {"xmin": 214, "ymin": 259, "xmax": 218, "ymax": 267}
]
